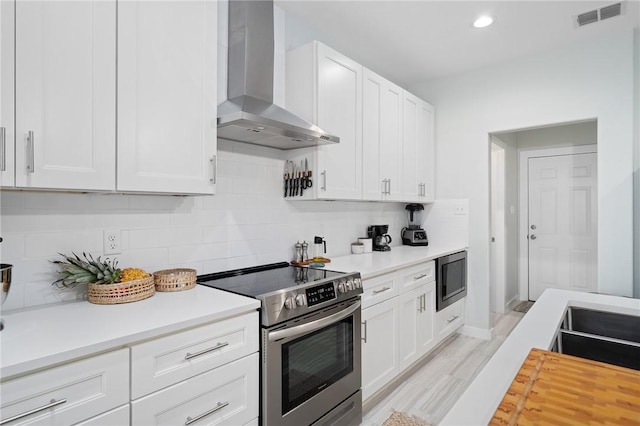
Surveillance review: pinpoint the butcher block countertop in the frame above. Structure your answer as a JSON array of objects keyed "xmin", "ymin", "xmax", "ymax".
[{"xmin": 490, "ymin": 348, "xmax": 640, "ymax": 425}]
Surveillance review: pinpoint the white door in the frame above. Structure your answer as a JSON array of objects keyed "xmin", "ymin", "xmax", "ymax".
[
  {"xmin": 528, "ymin": 153, "xmax": 598, "ymax": 300},
  {"xmin": 315, "ymin": 43, "xmax": 362, "ymax": 200},
  {"xmin": 0, "ymin": 0, "xmax": 14, "ymax": 187},
  {"xmin": 117, "ymin": 0, "xmax": 217, "ymax": 194},
  {"xmin": 15, "ymin": 1, "xmax": 116, "ymax": 191}
]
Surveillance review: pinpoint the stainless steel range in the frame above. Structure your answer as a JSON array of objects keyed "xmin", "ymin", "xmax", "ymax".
[{"xmin": 198, "ymin": 262, "xmax": 363, "ymax": 426}]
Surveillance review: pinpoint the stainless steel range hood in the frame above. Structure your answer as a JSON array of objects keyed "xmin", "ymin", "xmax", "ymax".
[{"xmin": 217, "ymin": 0, "xmax": 339, "ymax": 150}]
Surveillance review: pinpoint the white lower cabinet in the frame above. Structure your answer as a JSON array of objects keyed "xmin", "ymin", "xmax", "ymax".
[
  {"xmin": 75, "ymin": 405, "xmax": 130, "ymax": 426},
  {"xmin": 131, "ymin": 353, "xmax": 258, "ymax": 426},
  {"xmin": 361, "ymin": 297, "xmax": 399, "ymax": 401},
  {"xmin": 0, "ymin": 349, "xmax": 129, "ymax": 425},
  {"xmin": 361, "ymin": 260, "xmax": 457, "ymax": 402},
  {"xmin": 435, "ymin": 298, "xmax": 465, "ymax": 342},
  {"xmin": 398, "ymin": 282, "xmax": 435, "ymax": 372}
]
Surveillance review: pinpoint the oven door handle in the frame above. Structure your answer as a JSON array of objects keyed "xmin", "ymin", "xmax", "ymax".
[{"xmin": 268, "ymin": 300, "xmax": 361, "ymax": 342}]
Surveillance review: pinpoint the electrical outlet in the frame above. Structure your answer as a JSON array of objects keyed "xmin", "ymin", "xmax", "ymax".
[
  {"xmin": 103, "ymin": 230, "xmax": 121, "ymax": 255},
  {"xmin": 454, "ymin": 204, "xmax": 468, "ymax": 215}
]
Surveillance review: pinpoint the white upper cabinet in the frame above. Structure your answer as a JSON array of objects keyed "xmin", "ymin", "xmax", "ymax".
[
  {"xmin": 117, "ymin": 1, "xmax": 217, "ymax": 194},
  {"xmin": 362, "ymin": 68, "xmax": 403, "ymax": 201},
  {"xmin": 402, "ymin": 92, "xmax": 435, "ymax": 202},
  {"xmin": 14, "ymin": 1, "xmax": 116, "ymax": 191},
  {"xmin": 0, "ymin": 0, "xmax": 15, "ymax": 187},
  {"xmin": 287, "ymin": 41, "xmax": 363, "ymax": 200}
]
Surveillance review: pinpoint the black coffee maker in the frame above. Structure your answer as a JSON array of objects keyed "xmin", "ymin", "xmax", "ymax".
[{"xmin": 368, "ymin": 225, "xmax": 392, "ymax": 251}]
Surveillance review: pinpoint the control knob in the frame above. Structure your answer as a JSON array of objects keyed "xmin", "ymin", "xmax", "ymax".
[
  {"xmin": 345, "ymin": 279, "xmax": 354, "ymax": 291},
  {"xmin": 295, "ymin": 294, "xmax": 307, "ymax": 306},
  {"xmin": 337, "ymin": 281, "xmax": 347, "ymax": 293},
  {"xmin": 284, "ymin": 297, "xmax": 296, "ymax": 310},
  {"xmin": 353, "ymin": 277, "xmax": 362, "ymax": 289}
]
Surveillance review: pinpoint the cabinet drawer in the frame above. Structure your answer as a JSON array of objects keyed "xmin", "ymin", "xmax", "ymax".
[
  {"xmin": 397, "ymin": 261, "xmax": 435, "ymax": 294},
  {"xmin": 131, "ymin": 311, "xmax": 258, "ymax": 398},
  {"xmin": 435, "ymin": 298, "xmax": 465, "ymax": 340},
  {"xmin": 0, "ymin": 349, "xmax": 129, "ymax": 426},
  {"xmin": 131, "ymin": 353, "xmax": 259, "ymax": 426},
  {"xmin": 361, "ymin": 272, "xmax": 398, "ymax": 309},
  {"xmin": 75, "ymin": 405, "xmax": 130, "ymax": 426}
]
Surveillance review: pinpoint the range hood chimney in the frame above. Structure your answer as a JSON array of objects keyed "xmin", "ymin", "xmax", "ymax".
[{"xmin": 217, "ymin": 0, "xmax": 339, "ymax": 150}]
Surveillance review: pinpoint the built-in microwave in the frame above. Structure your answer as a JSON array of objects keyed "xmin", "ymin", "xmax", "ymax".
[{"xmin": 436, "ymin": 251, "xmax": 467, "ymax": 311}]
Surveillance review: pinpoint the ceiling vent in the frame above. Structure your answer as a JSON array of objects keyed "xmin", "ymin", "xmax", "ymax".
[
  {"xmin": 576, "ymin": 2, "xmax": 623, "ymax": 27},
  {"xmin": 600, "ymin": 2, "xmax": 622, "ymax": 20}
]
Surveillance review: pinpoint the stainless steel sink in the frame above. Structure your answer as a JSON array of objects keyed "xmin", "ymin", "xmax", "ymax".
[{"xmin": 551, "ymin": 306, "xmax": 640, "ymax": 370}]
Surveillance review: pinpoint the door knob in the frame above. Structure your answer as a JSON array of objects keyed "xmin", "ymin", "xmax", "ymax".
[
  {"xmin": 530, "ymin": 234, "xmax": 537, "ymax": 240},
  {"xmin": 530, "ymin": 225, "xmax": 536, "ymax": 230}
]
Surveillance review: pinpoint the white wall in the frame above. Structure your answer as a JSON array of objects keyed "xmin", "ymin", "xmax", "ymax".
[
  {"xmin": 413, "ymin": 30, "xmax": 636, "ymax": 333},
  {"xmin": 514, "ymin": 121, "xmax": 597, "ymax": 150},
  {"xmin": 490, "ymin": 134, "xmax": 518, "ymax": 310}
]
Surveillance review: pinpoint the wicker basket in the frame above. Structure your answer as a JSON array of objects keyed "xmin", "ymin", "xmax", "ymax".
[
  {"xmin": 87, "ymin": 276, "xmax": 155, "ymax": 305},
  {"xmin": 154, "ymin": 268, "xmax": 197, "ymax": 292}
]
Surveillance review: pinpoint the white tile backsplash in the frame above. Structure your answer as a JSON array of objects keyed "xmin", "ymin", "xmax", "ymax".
[{"xmin": 0, "ymin": 142, "xmax": 468, "ymax": 311}]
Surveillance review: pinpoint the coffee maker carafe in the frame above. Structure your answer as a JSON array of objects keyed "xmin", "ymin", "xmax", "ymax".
[{"xmin": 368, "ymin": 225, "xmax": 392, "ymax": 251}]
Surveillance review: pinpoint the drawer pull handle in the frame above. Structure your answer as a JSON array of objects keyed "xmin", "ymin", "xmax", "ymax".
[
  {"xmin": 185, "ymin": 342, "xmax": 229, "ymax": 360},
  {"xmin": 372, "ymin": 286, "xmax": 391, "ymax": 294},
  {"xmin": 447, "ymin": 315, "xmax": 460, "ymax": 324},
  {"xmin": 185, "ymin": 401, "xmax": 229, "ymax": 425},
  {"xmin": 0, "ymin": 398, "xmax": 67, "ymax": 425},
  {"xmin": 413, "ymin": 273, "xmax": 427, "ymax": 281},
  {"xmin": 26, "ymin": 131, "xmax": 35, "ymax": 173}
]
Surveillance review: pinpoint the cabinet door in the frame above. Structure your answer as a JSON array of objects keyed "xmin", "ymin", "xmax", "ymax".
[
  {"xmin": 14, "ymin": 1, "xmax": 116, "ymax": 191},
  {"xmin": 397, "ymin": 287, "xmax": 421, "ymax": 371},
  {"xmin": 416, "ymin": 100, "xmax": 435, "ymax": 201},
  {"xmin": 362, "ymin": 68, "xmax": 402, "ymax": 201},
  {"xmin": 417, "ymin": 282, "xmax": 436, "ymax": 355},
  {"xmin": 118, "ymin": 1, "xmax": 217, "ymax": 194},
  {"xmin": 0, "ymin": 0, "xmax": 14, "ymax": 187},
  {"xmin": 315, "ymin": 43, "xmax": 362, "ymax": 200},
  {"xmin": 361, "ymin": 298, "xmax": 398, "ymax": 400}
]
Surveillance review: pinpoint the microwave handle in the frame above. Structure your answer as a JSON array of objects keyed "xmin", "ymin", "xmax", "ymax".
[{"xmin": 268, "ymin": 300, "xmax": 361, "ymax": 342}]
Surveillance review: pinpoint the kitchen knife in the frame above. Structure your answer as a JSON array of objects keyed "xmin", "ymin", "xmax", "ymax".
[{"xmin": 284, "ymin": 162, "xmax": 289, "ymax": 197}]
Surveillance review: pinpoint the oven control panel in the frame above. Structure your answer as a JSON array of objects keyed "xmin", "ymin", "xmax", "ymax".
[{"xmin": 306, "ymin": 282, "xmax": 336, "ymax": 307}]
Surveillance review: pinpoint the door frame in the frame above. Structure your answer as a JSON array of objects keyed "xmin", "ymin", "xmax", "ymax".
[
  {"xmin": 518, "ymin": 144, "xmax": 598, "ymax": 300},
  {"xmin": 490, "ymin": 142, "xmax": 506, "ymax": 314}
]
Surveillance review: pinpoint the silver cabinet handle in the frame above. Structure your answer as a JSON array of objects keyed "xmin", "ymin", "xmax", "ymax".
[
  {"xmin": 447, "ymin": 315, "xmax": 459, "ymax": 323},
  {"xmin": 381, "ymin": 179, "xmax": 387, "ymax": 195},
  {"xmin": 209, "ymin": 155, "xmax": 217, "ymax": 184},
  {"xmin": 185, "ymin": 342, "xmax": 228, "ymax": 360},
  {"xmin": 185, "ymin": 401, "xmax": 229, "ymax": 425},
  {"xmin": 26, "ymin": 131, "xmax": 34, "ymax": 173},
  {"xmin": 321, "ymin": 170, "xmax": 327, "ymax": 191},
  {"xmin": 387, "ymin": 179, "xmax": 391, "ymax": 194},
  {"xmin": 414, "ymin": 273, "xmax": 427, "ymax": 281},
  {"xmin": 1, "ymin": 127, "xmax": 5, "ymax": 171},
  {"xmin": 372, "ymin": 286, "xmax": 391, "ymax": 294},
  {"xmin": 361, "ymin": 320, "xmax": 367, "ymax": 343},
  {"xmin": 0, "ymin": 398, "xmax": 67, "ymax": 425},
  {"xmin": 422, "ymin": 293, "xmax": 426, "ymax": 312},
  {"xmin": 417, "ymin": 295, "xmax": 423, "ymax": 313}
]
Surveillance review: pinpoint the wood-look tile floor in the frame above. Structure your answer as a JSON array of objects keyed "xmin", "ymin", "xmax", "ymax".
[{"xmin": 361, "ymin": 310, "xmax": 525, "ymax": 425}]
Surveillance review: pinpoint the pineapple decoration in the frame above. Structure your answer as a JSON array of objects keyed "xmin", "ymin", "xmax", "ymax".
[{"xmin": 52, "ymin": 252, "xmax": 155, "ymax": 304}]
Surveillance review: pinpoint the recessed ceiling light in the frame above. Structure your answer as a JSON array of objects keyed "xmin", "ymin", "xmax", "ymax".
[{"xmin": 473, "ymin": 15, "xmax": 494, "ymax": 28}]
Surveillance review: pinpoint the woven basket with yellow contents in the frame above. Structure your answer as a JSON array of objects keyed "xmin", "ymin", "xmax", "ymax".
[
  {"xmin": 88, "ymin": 276, "xmax": 155, "ymax": 305},
  {"xmin": 51, "ymin": 252, "xmax": 155, "ymax": 305},
  {"xmin": 154, "ymin": 268, "xmax": 197, "ymax": 292}
]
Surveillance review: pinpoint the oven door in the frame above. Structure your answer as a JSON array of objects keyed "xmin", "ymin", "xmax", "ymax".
[{"xmin": 262, "ymin": 298, "xmax": 362, "ymax": 426}]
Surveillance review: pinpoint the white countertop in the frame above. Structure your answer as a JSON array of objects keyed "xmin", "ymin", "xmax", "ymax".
[
  {"xmin": 440, "ymin": 289, "xmax": 640, "ymax": 426},
  {"xmin": 325, "ymin": 244, "xmax": 467, "ymax": 278},
  {"xmin": 0, "ymin": 286, "xmax": 259, "ymax": 379}
]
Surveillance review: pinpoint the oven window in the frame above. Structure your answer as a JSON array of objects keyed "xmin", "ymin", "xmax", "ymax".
[
  {"xmin": 281, "ymin": 316, "xmax": 354, "ymax": 414},
  {"xmin": 442, "ymin": 258, "xmax": 466, "ymax": 301}
]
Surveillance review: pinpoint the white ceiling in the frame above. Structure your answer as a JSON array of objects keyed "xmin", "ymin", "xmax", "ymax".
[{"xmin": 276, "ymin": 0, "xmax": 640, "ymax": 88}]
